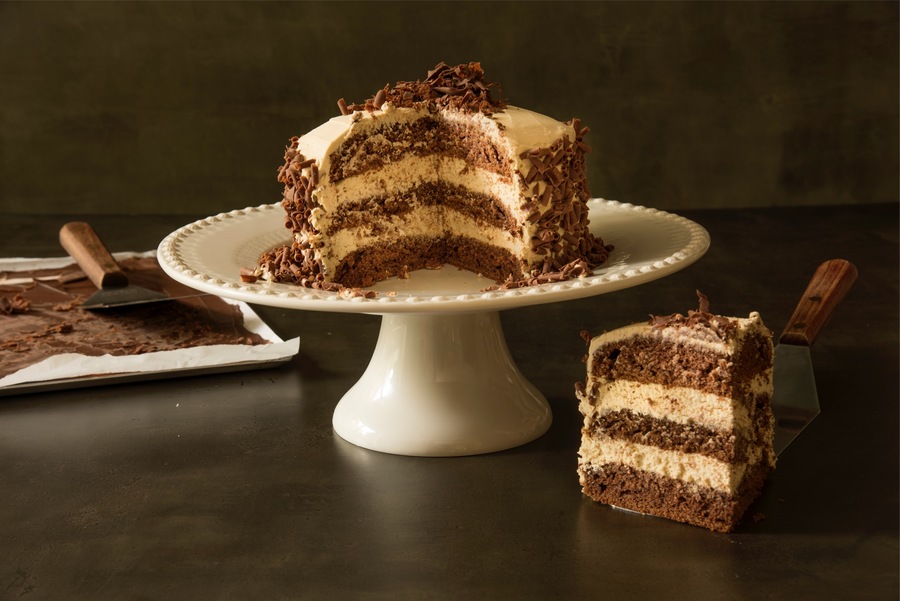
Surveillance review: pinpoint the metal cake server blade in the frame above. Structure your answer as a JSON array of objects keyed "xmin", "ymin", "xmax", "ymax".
[
  {"xmin": 59, "ymin": 221, "xmax": 206, "ymax": 309},
  {"xmin": 772, "ymin": 259, "xmax": 857, "ymax": 456},
  {"xmin": 772, "ymin": 344, "xmax": 819, "ymax": 455}
]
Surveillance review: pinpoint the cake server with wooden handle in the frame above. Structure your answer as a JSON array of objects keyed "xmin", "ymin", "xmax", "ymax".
[
  {"xmin": 773, "ymin": 259, "xmax": 857, "ymax": 455},
  {"xmin": 59, "ymin": 221, "xmax": 206, "ymax": 309}
]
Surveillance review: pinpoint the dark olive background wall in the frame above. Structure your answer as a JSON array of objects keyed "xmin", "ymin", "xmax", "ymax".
[{"xmin": 1, "ymin": 1, "xmax": 897, "ymax": 215}]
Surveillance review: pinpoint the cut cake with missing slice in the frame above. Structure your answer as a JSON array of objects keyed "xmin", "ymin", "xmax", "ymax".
[
  {"xmin": 576, "ymin": 292, "xmax": 776, "ymax": 532},
  {"xmin": 246, "ymin": 62, "xmax": 610, "ymax": 294}
]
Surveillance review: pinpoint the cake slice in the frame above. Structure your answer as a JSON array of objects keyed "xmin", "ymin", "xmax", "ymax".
[{"xmin": 576, "ymin": 292, "xmax": 776, "ymax": 532}]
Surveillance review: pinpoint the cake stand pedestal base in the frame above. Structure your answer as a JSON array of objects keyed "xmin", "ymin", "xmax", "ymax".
[
  {"xmin": 159, "ymin": 199, "xmax": 710, "ymax": 456},
  {"xmin": 332, "ymin": 311, "xmax": 551, "ymax": 456}
]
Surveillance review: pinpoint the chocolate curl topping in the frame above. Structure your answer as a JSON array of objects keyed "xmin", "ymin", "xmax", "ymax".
[
  {"xmin": 648, "ymin": 291, "xmax": 738, "ymax": 341},
  {"xmin": 255, "ymin": 242, "xmax": 376, "ymax": 299},
  {"xmin": 0, "ymin": 294, "xmax": 31, "ymax": 315},
  {"xmin": 372, "ymin": 88, "xmax": 386, "ymax": 110},
  {"xmin": 426, "ymin": 62, "xmax": 452, "ymax": 81},
  {"xmin": 696, "ymin": 289, "xmax": 710, "ymax": 313},
  {"xmin": 341, "ymin": 61, "xmax": 507, "ymax": 115}
]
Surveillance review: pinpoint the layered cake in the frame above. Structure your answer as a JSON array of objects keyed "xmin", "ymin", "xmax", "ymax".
[
  {"xmin": 245, "ymin": 62, "xmax": 610, "ymax": 291},
  {"xmin": 576, "ymin": 293, "xmax": 776, "ymax": 532},
  {"xmin": 1, "ymin": 256, "xmax": 269, "ymax": 384}
]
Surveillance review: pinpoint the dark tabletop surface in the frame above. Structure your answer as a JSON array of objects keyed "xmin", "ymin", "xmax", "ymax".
[{"xmin": 1, "ymin": 204, "xmax": 897, "ymax": 600}]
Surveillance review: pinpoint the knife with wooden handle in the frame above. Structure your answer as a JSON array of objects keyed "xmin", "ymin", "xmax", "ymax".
[{"xmin": 59, "ymin": 222, "xmax": 204, "ymax": 309}]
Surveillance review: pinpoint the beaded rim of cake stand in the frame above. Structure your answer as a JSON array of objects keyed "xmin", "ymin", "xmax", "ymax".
[{"xmin": 157, "ymin": 199, "xmax": 710, "ymax": 308}]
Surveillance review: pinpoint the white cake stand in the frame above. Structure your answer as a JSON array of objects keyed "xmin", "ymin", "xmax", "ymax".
[{"xmin": 158, "ymin": 199, "xmax": 709, "ymax": 456}]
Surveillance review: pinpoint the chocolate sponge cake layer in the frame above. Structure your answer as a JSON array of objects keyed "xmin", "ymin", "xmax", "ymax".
[
  {"xmin": 589, "ymin": 334, "xmax": 773, "ymax": 399},
  {"xmin": 333, "ymin": 234, "xmax": 523, "ymax": 288},
  {"xmin": 579, "ymin": 461, "xmax": 770, "ymax": 533},
  {"xmin": 587, "ymin": 410, "xmax": 744, "ymax": 464}
]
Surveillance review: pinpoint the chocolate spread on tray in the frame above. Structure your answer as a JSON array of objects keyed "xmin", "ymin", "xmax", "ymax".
[{"xmin": 0, "ymin": 256, "xmax": 268, "ymax": 380}]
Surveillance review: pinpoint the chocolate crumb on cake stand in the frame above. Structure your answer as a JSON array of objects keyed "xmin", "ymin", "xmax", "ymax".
[{"xmin": 158, "ymin": 199, "xmax": 709, "ymax": 456}]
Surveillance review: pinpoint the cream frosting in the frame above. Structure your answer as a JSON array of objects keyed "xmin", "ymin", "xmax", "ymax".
[{"xmin": 579, "ymin": 380, "xmax": 752, "ymax": 434}]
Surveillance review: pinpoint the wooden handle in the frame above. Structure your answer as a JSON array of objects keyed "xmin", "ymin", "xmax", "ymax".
[
  {"xmin": 780, "ymin": 259, "xmax": 858, "ymax": 347},
  {"xmin": 59, "ymin": 222, "xmax": 128, "ymax": 289}
]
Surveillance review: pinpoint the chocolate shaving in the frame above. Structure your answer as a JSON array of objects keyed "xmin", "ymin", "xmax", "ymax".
[
  {"xmin": 697, "ymin": 289, "xmax": 710, "ymax": 313},
  {"xmin": 648, "ymin": 290, "xmax": 739, "ymax": 342},
  {"xmin": 483, "ymin": 244, "xmax": 611, "ymax": 292},
  {"xmin": 372, "ymin": 88, "xmax": 386, "ymax": 110},
  {"xmin": 510, "ymin": 121, "xmax": 603, "ymax": 279},
  {"xmin": 341, "ymin": 62, "xmax": 507, "ymax": 116},
  {"xmin": 0, "ymin": 294, "xmax": 31, "ymax": 315},
  {"xmin": 254, "ymin": 240, "xmax": 376, "ymax": 299}
]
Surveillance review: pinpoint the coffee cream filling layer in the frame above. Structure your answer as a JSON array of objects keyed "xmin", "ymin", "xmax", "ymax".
[
  {"xmin": 578, "ymin": 372, "xmax": 771, "ymax": 433},
  {"xmin": 578, "ymin": 435, "xmax": 766, "ymax": 493},
  {"xmin": 579, "ymin": 381, "xmax": 754, "ymax": 434}
]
